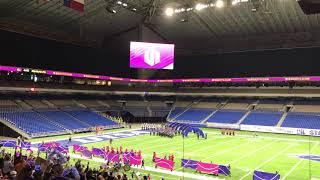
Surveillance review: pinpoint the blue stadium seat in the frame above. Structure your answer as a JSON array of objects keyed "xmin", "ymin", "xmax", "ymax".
[
  {"xmin": 39, "ymin": 110, "xmax": 91, "ymax": 130},
  {"xmin": 66, "ymin": 110, "xmax": 118, "ymax": 127},
  {"xmin": 168, "ymin": 108, "xmax": 184, "ymax": 119},
  {"xmin": 0, "ymin": 108, "xmax": 119, "ymax": 137},
  {"xmin": 281, "ymin": 112, "xmax": 320, "ymax": 129},
  {"xmin": 175, "ymin": 108, "xmax": 214, "ymax": 122},
  {"xmin": 0, "ymin": 111, "xmax": 64, "ymax": 135},
  {"xmin": 207, "ymin": 110, "xmax": 246, "ymax": 124},
  {"xmin": 241, "ymin": 111, "xmax": 282, "ymax": 126}
]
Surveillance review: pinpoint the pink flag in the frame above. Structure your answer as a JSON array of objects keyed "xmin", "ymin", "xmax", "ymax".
[
  {"xmin": 196, "ymin": 162, "xmax": 219, "ymax": 175},
  {"xmin": 154, "ymin": 157, "xmax": 174, "ymax": 171}
]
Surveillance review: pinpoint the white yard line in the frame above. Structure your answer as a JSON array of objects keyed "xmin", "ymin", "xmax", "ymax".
[
  {"xmin": 182, "ymin": 137, "xmax": 240, "ymax": 156},
  {"xmin": 228, "ymin": 140, "xmax": 279, "ymax": 164},
  {"xmin": 175, "ymin": 138, "xmax": 252, "ymax": 171},
  {"xmin": 239, "ymin": 144, "xmax": 294, "ymax": 180},
  {"xmin": 205, "ymin": 132, "xmax": 320, "ymax": 143},
  {"xmin": 70, "ymin": 153, "xmax": 223, "ymax": 180},
  {"xmin": 282, "ymin": 142, "xmax": 320, "ymax": 180}
]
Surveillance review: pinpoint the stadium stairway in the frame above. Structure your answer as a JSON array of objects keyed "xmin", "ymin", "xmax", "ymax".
[
  {"xmin": 60, "ymin": 109, "xmax": 92, "ymax": 128},
  {"xmin": 37, "ymin": 109, "xmax": 92, "ymax": 132},
  {"xmin": 14, "ymin": 100, "xmax": 32, "ymax": 109},
  {"xmin": 237, "ymin": 111, "xmax": 251, "ymax": 125},
  {"xmin": 200, "ymin": 110, "xmax": 218, "ymax": 123},
  {"xmin": 96, "ymin": 100, "xmax": 110, "ymax": 108},
  {"xmin": 73, "ymin": 100, "xmax": 87, "ymax": 108},
  {"xmin": 276, "ymin": 111, "xmax": 288, "ymax": 127},
  {"xmin": 32, "ymin": 110, "xmax": 71, "ymax": 133},
  {"xmin": 166, "ymin": 106, "xmax": 175, "ymax": 121},
  {"xmin": 41, "ymin": 100, "xmax": 56, "ymax": 108},
  {"xmin": 63, "ymin": 109, "xmax": 118, "ymax": 128},
  {"xmin": 169, "ymin": 102, "xmax": 194, "ymax": 121},
  {"xmin": 147, "ymin": 106, "xmax": 152, "ymax": 117}
]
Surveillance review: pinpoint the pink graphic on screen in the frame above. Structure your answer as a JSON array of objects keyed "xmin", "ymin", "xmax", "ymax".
[{"xmin": 130, "ymin": 42, "xmax": 174, "ymax": 70}]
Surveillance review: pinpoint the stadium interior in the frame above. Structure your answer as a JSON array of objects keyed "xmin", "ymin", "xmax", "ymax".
[{"xmin": 0, "ymin": 0, "xmax": 320, "ymax": 179}]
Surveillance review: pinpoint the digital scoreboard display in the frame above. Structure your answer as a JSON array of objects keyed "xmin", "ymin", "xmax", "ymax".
[{"xmin": 129, "ymin": 42, "xmax": 174, "ymax": 70}]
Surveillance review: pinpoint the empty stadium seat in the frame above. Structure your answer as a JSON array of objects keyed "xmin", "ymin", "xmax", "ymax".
[
  {"xmin": 168, "ymin": 108, "xmax": 184, "ymax": 119},
  {"xmin": 207, "ymin": 110, "xmax": 246, "ymax": 124},
  {"xmin": 66, "ymin": 110, "xmax": 118, "ymax": 127},
  {"xmin": 241, "ymin": 111, "xmax": 282, "ymax": 126},
  {"xmin": 0, "ymin": 111, "xmax": 64, "ymax": 136},
  {"xmin": 281, "ymin": 112, "xmax": 320, "ymax": 129},
  {"xmin": 38, "ymin": 110, "xmax": 91, "ymax": 130}
]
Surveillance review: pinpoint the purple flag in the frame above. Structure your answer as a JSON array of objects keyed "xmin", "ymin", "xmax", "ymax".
[
  {"xmin": 92, "ymin": 148, "xmax": 105, "ymax": 158},
  {"xmin": 181, "ymin": 159, "xmax": 198, "ymax": 169},
  {"xmin": 218, "ymin": 165, "xmax": 230, "ymax": 176},
  {"xmin": 21, "ymin": 141, "xmax": 31, "ymax": 149},
  {"xmin": 1, "ymin": 140, "xmax": 17, "ymax": 147},
  {"xmin": 55, "ymin": 146, "xmax": 69, "ymax": 154},
  {"xmin": 81, "ymin": 149, "xmax": 92, "ymax": 159},
  {"xmin": 253, "ymin": 170, "xmax": 280, "ymax": 180}
]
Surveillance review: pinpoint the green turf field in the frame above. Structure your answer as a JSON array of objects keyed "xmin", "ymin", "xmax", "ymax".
[{"xmin": 32, "ymin": 128, "xmax": 320, "ymax": 180}]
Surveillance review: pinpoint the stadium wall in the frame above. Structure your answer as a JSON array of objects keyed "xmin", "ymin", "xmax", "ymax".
[
  {"xmin": 207, "ymin": 123, "xmax": 240, "ymax": 129},
  {"xmin": 206, "ymin": 123, "xmax": 320, "ymax": 136},
  {"xmin": 240, "ymin": 125, "xmax": 320, "ymax": 136}
]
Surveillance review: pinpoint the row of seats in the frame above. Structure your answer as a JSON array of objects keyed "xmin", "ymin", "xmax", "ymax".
[
  {"xmin": 0, "ymin": 109, "xmax": 119, "ymax": 137},
  {"xmin": 171, "ymin": 107, "xmax": 320, "ymax": 130},
  {"xmin": 207, "ymin": 110, "xmax": 246, "ymax": 124},
  {"xmin": 175, "ymin": 108, "xmax": 214, "ymax": 122},
  {"xmin": 65, "ymin": 110, "xmax": 118, "ymax": 127},
  {"xmin": 0, "ymin": 111, "xmax": 62, "ymax": 134},
  {"xmin": 172, "ymin": 108, "xmax": 283, "ymax": 126},
  {"xmin": 281, "ymin": 112, "xmax": 320, "ymax": 129},
  {"xmin": 38, "ymin": 110, "xmax": 91, "ymax": 130},
  {"xmin": 241, "ymin": 111, "xmax": 282, "ymax": 126}
]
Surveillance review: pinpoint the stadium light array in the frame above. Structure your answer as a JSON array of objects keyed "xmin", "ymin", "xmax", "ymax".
[
  {"xmin": 216, "ymin": 0, "xmax": 224, "ymax": 8},
  {"xmin": 164, "ymin": 0, "xmax": 249, "ymax": 17},
  {"xmin": 195, "ymin": 3, "xmax": 207, "ymax": 11},
  {"xmin": 165, "ymin": 7, "xmax": 174, "ymax": 16},
  {"xmin": 109, "ymin": 0, "xmax": 138, "ymax": 14}
]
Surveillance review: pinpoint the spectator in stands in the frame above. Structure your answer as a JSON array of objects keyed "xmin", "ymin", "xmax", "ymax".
[
  {"xmin": 17, "ymin": 165, "xmax": 33, "ymax": 180},
  {"xmin": 3, "ymin": 154, "xmax": 14, "ymax": 176},
  {"xmin": 0, "ymin": 143, "xmax": 151, "ymax": 180}
]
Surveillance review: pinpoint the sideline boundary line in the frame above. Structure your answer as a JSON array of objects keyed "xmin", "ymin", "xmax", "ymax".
[
  {"xmin": 205, "ymin": 132, "xmax": 320, "ymax": 143},
  {"xmin": 229, "ymin": 140, "xmax": 279, "ymax": 164}
]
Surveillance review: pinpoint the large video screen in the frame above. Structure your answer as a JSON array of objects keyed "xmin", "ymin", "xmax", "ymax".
[{"xmin": 130, "ymin": 42, "xmax": 174, "ymax": 70}]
